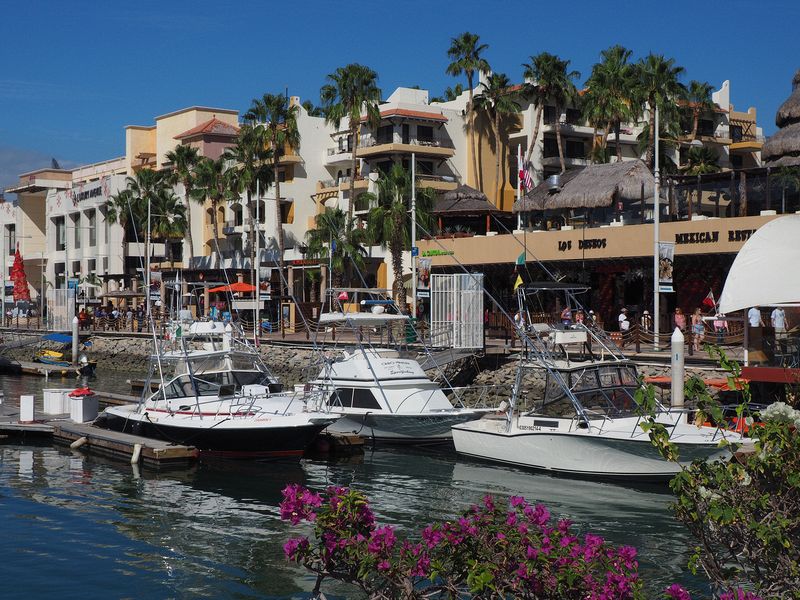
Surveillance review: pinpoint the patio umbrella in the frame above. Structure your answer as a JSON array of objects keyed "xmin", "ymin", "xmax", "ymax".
[
  {"xmin": 208, "ymin": 282, "xmax": 256, "ymax": 293},
  {"xmin": 10, "ymin": 243, "xmax": 31, "ymax": 302}
]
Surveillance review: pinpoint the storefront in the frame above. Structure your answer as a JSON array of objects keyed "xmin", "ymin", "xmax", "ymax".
[{"xmin": 419, "ymin": 214, "xmax": 780, "ymax": 329}]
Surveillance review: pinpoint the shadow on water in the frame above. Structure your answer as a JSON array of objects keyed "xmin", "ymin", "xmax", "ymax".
[{"xmin": 0, "ymin": 438, "xmax": 710, "ymax": 598}]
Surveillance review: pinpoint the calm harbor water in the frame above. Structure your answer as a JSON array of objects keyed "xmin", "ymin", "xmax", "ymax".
[{"xmin": 0, "ymin": 370, "xmax": 708, "ymax": 599}]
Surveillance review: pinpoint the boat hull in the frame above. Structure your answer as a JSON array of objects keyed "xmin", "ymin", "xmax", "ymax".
[
  {"xmin": 102, "ymin": 406, "xmax": 333, "ymax": 458},
  {"xmin": 326, "ymin": 410, "xmax": 486, "ymax": 444},
  {"xmin": 452, "ymin": 418, "xmax": 735, "ymax": 480}
]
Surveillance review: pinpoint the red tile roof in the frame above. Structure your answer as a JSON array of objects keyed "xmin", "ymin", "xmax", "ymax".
[
  {"xmin": 174, "ymin": 117, "xmax": 240, "ymax": 140},
  {"xmin": 362, "ymin": 108, "xmax": 448, "ymax": 123}
]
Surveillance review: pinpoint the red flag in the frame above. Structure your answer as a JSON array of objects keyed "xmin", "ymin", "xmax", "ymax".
[{"xmin": 702, "ymin": 289, "xmax": 716, "ymax": 309}]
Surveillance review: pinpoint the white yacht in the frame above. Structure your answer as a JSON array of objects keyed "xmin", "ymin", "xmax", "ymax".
[
  {"xmin": 452, "ymin": 283, "xmax": 749, "ymax": 480},
  {"xmin": 309, "ymin": 307, "xmax": 490, "ymax": 444},
  {"xmin": 102, "ymin": 321, "xmax": 338, "ymax": 458}
]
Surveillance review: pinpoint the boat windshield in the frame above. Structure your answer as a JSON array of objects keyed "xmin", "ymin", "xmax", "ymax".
[
  {"xmin": 529, "ymin": 364, "xmax": 640, "ymax": 419},
  {"xmin": 154, "ymin": 370, "xmax": 275, "ymax": 401}
]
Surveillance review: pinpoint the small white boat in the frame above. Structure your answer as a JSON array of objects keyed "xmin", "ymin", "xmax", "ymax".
[
  {"xmin": 452, "ymin": 283, "xmax": 750, "ymax": 480},
  {"xmin": 103, "ymin": 321, "xmax": 338, "ymax": 458},
  {"xmin": 309, "ymin": 301, "xmax": 491, "ymax": 444}
]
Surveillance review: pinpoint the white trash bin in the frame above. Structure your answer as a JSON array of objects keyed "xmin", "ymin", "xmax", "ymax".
[{"xmin": 70, "ymin": 393, "xmax": 99, "ymax": 423}]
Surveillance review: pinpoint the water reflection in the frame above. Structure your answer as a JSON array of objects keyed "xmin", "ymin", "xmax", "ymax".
[{"xmin": 0, "ymin": 442, "xmax": 709, "ymax": 598}]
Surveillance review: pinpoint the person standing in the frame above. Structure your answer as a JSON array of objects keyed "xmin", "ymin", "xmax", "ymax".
[
  {"xmin": 560, "ymin": 305, "xmax": 573, "ymax": 326},
  {"xmin": 618, "ymin": 308, "xmax": 630, "ymax": 332},
  {"xmin": 691, "ymin": 308, "xmax": 705, "ymax": 352},
  {"xmin": 640, "ymin": 310, "xmax": 652, "ymax": 331},
  {"xmin": 748, "ymin": 306, "xmax": 764, "ymax": 328},
  {"xmin": 713, "ymin": 313, "xmax": 728, "ymax": 345},
  {"xmin": 771, "ymin": 306, "xmax": 788, "ymax": 341},
  {"xmin": 674, "ymin": 307, "xmax": 686, "ymax": 332}
]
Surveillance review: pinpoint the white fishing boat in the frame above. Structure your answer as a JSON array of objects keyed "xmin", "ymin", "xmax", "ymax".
[
  {"xmin": 452, "ymin": 283, "xmax": 749, "ymax": 480},
  {"xmin": 308, "ymin": 293, "xmax": 492, "ymax": 444},
  {"xmin": 102, "ymin": 321, "xmax": 338, "ymax": 458}
]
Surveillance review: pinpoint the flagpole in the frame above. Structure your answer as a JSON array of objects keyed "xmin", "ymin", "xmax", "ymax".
[
  {"xmin": 254, "ymin": 178, "xmax": 260, "ymax": 346},
  {"xmin": 411, "ymin": 152, "xmax": 417, "ymax": 318},
  {"xmin": 516, "ymin": 144, "xmax": 522, "ymax": 230}
]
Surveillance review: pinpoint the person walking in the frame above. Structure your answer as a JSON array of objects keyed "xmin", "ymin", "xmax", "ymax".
[
  {"xmin": 640, "ymin": 310, "xmax": 652, "ymax": 331},
  {"xmin": 691, "ymin": 308, "xmax": 705, "ymax": 352}
]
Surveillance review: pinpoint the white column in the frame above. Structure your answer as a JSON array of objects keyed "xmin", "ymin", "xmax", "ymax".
[{"xmin": 653, "ymin": 105, "xmax": 661, "ymax": 351}]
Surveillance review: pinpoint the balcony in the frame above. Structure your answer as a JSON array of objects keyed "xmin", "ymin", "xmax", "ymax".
[
  {"xmin": 222, "ymin": 220, "xmax": 244, "ymax": 235},
  {"xmin": 325, "ymin": 146, "xmax": 354, "ymax": 166},
  {"xmin": 541, "ymin": 120, "xmax": 595, "ymax": 137},
  {"xmin": 318, "ymin": 176, "xmax": 368, "ymax": 192},
  {"xmin": 356, "ymin": 134, "xmax": 455, "ymax": 159},
  {"xmin": 416, "ymin": 174, "xmax": 458, "ymax": 191}
]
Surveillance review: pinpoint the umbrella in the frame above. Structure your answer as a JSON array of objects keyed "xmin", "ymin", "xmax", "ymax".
[{"xmin": 208, "ymin": 282, "xmax": 256, "ymax": 293}]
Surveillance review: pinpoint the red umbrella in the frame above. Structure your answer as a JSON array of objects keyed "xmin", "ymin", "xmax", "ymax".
[
  {"xmin": 208, "ymin": 282, "xmax": 256, "ymax": 293},
  {"xmin": 10, "ymin": 243, "xmax": 31, "ymax": 302}
]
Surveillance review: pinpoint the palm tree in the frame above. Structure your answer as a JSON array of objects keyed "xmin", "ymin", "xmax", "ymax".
[
  {"xmin": 106, "ymin": 188, "xmax": 139, "ymax": 248},
  {"xmin": 685, "ymin": 80, "xmax": 715, "ymax": 140},
  {"xmin": 522, "ymin": 52, "xmax": 580, "ymax": 173},
  {"xmin": 320, "ymin": 64, "xmax": 381, "ymax": 221},
  {"xmin": 473, "ymin": 73, "xmax": 521, "ymax": 205},
  {"xmin": 122, "ymin": 169, "xmax": 167, "ymax": 280},
  {"xmin": 585, "ymin": 45, "xmax": 635, "ymax": 162},
  {"xmin": 305, "ymin": 208, "xmax": 369, "ymax": 288},
  {"xmin": 223, "ymin": 125, "xmax": 272, "ymax": 282},
  {"xmin": 773, "ymin": 166, "xmax": 800, "ymax": 213},
  {"xmin": 684, "ymin": 146, "xmax": 720, "ymax": 175},
  {"xmin": 301, "ymin": 100, "xmax": 324, "ymax": 117},
  {"xmin": 360, "ymin": 164, "xmax": 436, "ymax": 313},
  {"xmin": 245, "ymin": 93, "xmax": 301, "ymax": 298},
  {"xmin": 192, "ymin": 156, "xmax": 234, "ymax": 264},
  {"xmin": 165, "ymin": 144, "xmax": 200, "ymax": 263},
  {"xmin": 149, "ymin": 187, "xmax": 187, "ymax": 264},
  {"xmin": 447, "ymin": 32, "xmax": 491, "ymax": 190},
  {"xmin": 430, "ymin": 84, "xmax": 464, "ymax": 103},
  {"xmin": 633, "ymin": 54, "xmax": 686, "ymax": 170}
]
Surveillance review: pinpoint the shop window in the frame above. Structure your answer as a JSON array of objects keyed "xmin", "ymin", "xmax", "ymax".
[{"xmin": 55, "ymin": 217, "xmax": 65, "ymax": 251}]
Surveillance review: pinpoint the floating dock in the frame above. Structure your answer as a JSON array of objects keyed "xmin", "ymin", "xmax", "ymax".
[{"xmin": 52, "ymin": 422, "xmax": 199, "ymax": 467}]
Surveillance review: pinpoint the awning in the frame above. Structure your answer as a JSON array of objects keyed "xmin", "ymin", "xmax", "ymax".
[{"xmin": 719, "ymin": 215, "xmax": 800, "ymax": 313}]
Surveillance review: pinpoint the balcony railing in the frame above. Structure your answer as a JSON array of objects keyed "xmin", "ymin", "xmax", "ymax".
[
  {"xmin": 359, "ymin": 134, "xmax": 454, "ymax": 149},
  {"xmin": 327, "ymin": 147, "xmax": 352, "ymax": 156}
]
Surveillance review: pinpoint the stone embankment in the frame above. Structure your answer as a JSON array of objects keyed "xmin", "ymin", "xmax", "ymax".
[{"xmin": 3, "ymin": 332, "xmax": 731, "ymax": 403}]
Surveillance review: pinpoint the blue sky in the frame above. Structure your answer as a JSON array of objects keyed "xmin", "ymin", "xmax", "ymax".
[{"xmin": 1, "ymin": 0, "xmax": 798, "ymax": 193}]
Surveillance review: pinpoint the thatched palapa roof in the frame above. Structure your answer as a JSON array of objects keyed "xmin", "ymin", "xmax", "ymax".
[
  {"xmin": 513, "ymin": 160, "xmax": 655, "ymax": 213},
  {"xmin": 432, "ymin": 184, "xmax": 501, "ymax": 215},
  {"xmin": 764, "ymin": 69, "xmax": 800, "ymax": 167}
]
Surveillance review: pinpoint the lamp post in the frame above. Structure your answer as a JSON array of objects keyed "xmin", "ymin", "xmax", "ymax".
[{"xmin": 653, "ymin": 105, "xmax": 661, "ymax": 350}]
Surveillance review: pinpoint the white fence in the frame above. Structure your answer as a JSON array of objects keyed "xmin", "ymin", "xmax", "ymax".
[
  {"xmin": 429, "ymin": 273, "xmax": 484, "ymax": 349},
  {"xmin": 47, "ymin": 288, "xmax": 75, "ymax": 331}
]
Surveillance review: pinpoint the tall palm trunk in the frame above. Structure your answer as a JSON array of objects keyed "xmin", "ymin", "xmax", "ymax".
[
  {"xmin": 390, "ymin": 235, "xmax": 406, "ymax": 314},
  {"xmin": 691, "ymin": 109, "xmax": 700, "ymax": 140},
  {"xmin": 349, "ymin": 125, "xmax": 359, "ymax": 220},
  {"xmin": 273, "ymin": 153, "xmax": 285, "ymax": 297},
  {"xmin": 247, "ymin": 189, "xmax": 256, "ymax": 281},
  {"xmin": 615, "ymin": 122, "xmax": 623, "ymax": 162},
  {"xmin": 467, "ymin": 74, "xmax": 481, "ymax": 191},
  {"xmin": 645, "ymin": 98, "xmax": 656, "ymax": 170},
  {"xmin": 555, "ymin": 104, "xmax": 566, "ymax": 173},
  {"xmin": 183, "ymin": 183, "xmax": 195, "ymax": 263},
  {"xmin": 210, "ymin": 199, "xmax": 223, "ymax": 266},
  {"xmin": 493, "ymin": 112, "xmax": 502, "ymax": 208},
  {"xmin": 525, "ymin": 104, "xmax": 542, "ymax": 164}
]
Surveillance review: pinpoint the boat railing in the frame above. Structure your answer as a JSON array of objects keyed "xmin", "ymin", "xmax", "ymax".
[{"xmin": 447, "ymin": 384, "xmax": 508, "ymax": 410}]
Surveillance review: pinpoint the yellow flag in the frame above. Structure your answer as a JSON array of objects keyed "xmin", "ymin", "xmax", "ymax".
[{"xmin": 513, "ymin": 275, "xmax": 523, "ymax": 291}]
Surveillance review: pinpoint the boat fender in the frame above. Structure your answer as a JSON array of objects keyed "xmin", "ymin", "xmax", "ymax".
[
  {"xmin": 70, "ymin": 436, "xmax": 88, "ymax": 450},
  {"xmin": 131, "ymin": 443, "xmax": 142, "ymax": 465}
]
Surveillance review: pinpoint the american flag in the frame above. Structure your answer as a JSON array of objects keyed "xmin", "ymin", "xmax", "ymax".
[{"xmin": 519, "ymin": 161, "xmax": 534, "ymax": 192}]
